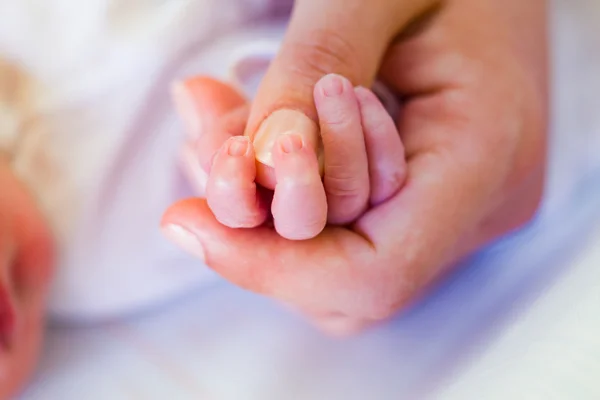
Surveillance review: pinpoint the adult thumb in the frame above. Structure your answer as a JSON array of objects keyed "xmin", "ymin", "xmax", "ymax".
[{"xmin": 246, "ymin": 0, "xmax": 436, "ymax": 187}]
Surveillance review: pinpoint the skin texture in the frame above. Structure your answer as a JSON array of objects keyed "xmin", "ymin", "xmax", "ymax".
[
  {"xmin": 176, "ymin": 74, "xmax": 407, "ymax": 240},
  {"xmin": 0, "ymin": 0, "xmax": 548, "ymax": 395},
  {"xmin": 0, "ymin": 158, "xmax": 54, "ymax": 399},
  {"xmin": 164, "ymin": 0, "xmax": 548, "ymax": 335}
]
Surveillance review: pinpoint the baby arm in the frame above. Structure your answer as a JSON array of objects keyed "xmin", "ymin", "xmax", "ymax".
[
  {"xmin": 174, "ymin": 74, "xmax": 407, "ymax": 240},
  {"xmin": 0, "ymin": 158, "xmax": 55, "ymax": 399}
]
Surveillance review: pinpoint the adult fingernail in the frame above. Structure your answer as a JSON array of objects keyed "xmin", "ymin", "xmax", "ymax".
[
  {"xmin": 319, "ymin": 74, "xmax": 346, "ymax": 97},
  {"xmin": 171, "ymin": 81, "xmax": 202, "ymax": 138},
  {"xmin": 253, "ymin": 109, "xmax": 320, "ymax": 169},
  {"xmin": 278, "ymin": 133, "xmax": 303, "ymax": 154},
  {"xmin": 226, "ymin": 136, "xmax": 250, "ymax": 157},
  {"xmin": 161, "ymin": 224, "xmax": 206, "ymax": 263}
]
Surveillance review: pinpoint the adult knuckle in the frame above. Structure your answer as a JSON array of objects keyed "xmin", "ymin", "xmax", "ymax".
[{"xmin": 283, "ymin": 28, "xmax": 360, "ymax": 83}]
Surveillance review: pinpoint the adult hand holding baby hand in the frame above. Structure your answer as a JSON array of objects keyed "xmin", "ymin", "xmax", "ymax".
[
  {"xmin": 164, "ymin": 0, "xmax": 548, "ymax": 334},
  {"xmin": 173, "ymin": 0, "xmax": 430, "ymax": 240},
  {"xmin": 174, "ymin": 72, "xmax": 406, "ymax": 240}
]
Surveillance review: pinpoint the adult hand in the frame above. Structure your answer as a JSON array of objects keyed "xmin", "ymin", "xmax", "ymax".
[{"xmin": 163, "ymin": 0, "xmax": 548, "ymax": 334}]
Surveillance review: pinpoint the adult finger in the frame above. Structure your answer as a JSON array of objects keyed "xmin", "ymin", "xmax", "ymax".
[
  {"xmin": 179, "ymin": 105, "xmax": 250, "ymax": 195},
  {"xmin": 171, "ymin": 77, "xmax": 248, "ymax": 170},
  {"xmin": 179, "ymin": 140, "xmax": 208, "ymax": 196},
  {"xmin": 161, "ymin": 200, "xmax": 380, "ymax": 318},
  {"xmin": 246, "ymin": 0, "xmax": 438, "ymax": 188}
]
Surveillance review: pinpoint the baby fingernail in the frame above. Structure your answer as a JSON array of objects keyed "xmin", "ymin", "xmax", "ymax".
[
  {"xmin": 253, "ymin": 109, "xmax": 319, "ymax": 167},
  {"xmin": 278, "ymin": 133, "xmax": 303, "ymax": 154},
  {"xmin": 171, "ymin": 81, "xmax": 202, "ymax": 138},
  {"xmin": 320, "ymin": 73, "xmax": 346, "ymax": 97},
  {"xmin": 161, "ymin": 224, "xmax": 206, "ymax": 263},
  {"xmin": 226, "ymin": 137, "xmax": 249, "ymax": 157}
]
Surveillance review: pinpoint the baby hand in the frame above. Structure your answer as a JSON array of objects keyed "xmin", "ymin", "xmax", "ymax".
[
  {"xmin": 174, "ymin": 74, "xmax": 407, "ymax": 240},
  {"xmin": 0, "ymin": 159, "xmax": 53, "ymax": 398}
]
